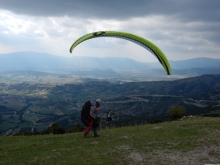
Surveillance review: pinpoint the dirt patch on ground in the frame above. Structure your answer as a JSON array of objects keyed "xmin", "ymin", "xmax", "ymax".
[
  {"xmin": 127, "ymin": 152, "xmax": 145, "ymax": 165},
  {"xmin": 144, "ymin": 145, "xmax": 220, "ymax": 165},
  {"xmin": 119, "ymin": 145, "xmax": 220, "ymax": 165}
]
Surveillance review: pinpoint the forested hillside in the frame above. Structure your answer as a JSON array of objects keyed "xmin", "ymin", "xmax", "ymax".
[{"xmin": 0, "ymin": 74, "xmax": 220, "ymax": 135}]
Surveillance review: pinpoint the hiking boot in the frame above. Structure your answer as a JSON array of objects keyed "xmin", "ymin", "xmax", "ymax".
[
  {"xmin": 83, "ymin": 134, "xmax": 87, "ymax": 138},
  {"xmin": 94, "ymin": 135, "xmax": 100, "ymax": 137}
]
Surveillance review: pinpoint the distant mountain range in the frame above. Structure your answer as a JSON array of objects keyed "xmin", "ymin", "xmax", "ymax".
[{"xmin": 0, "ymin": 51, "xmax": 220, "ymax": 77}]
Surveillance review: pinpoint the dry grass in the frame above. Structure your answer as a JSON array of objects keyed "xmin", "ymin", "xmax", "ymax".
[{"xmin": 0, "ymin": 116, "xmax": 220, "ymax": 165}]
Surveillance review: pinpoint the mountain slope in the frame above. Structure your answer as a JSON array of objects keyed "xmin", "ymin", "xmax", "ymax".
[
  {"xmin": 0, "ymin": 117, "xmax": 219, "ymax": 165},
  {"xmin": 0, "ymin": 52, "xmax": 220, "ymax": 77},
  {"xmin": 0, "ymin": 51, "xmax": 151, "ymax": 71},
  {"xmin": 1, "ymin": 74, "xmax": 220, "ymax": 135}
]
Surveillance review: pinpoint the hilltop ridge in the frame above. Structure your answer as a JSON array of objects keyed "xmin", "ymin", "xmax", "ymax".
[
  {"xmin": 0, "ymin": 117, "xmax": 219, "ymax": 165},
  {"xmin": 0, "ymin": 52, "xmax": 220, "ymax": 78}
]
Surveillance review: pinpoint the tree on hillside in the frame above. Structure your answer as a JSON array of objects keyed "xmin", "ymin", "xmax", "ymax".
[
  {"xmin": 48, "ymin": 123, "xmax": 66, "ymax": 134},
  {"xmin": 168, "ymin": 105, "xmax": 186, "ymax": 120}
]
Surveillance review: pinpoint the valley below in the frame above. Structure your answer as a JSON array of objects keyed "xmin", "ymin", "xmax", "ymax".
[{"xmin": 0, "ymin": 73, "xmax": 220, "ymax": 136}]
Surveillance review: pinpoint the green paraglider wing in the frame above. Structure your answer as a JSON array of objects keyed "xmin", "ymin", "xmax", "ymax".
[{"xmin": 70, "ymin": 31, "xmax": 171, "ymax": 75}]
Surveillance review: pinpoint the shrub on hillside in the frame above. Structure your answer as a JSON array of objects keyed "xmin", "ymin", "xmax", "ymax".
[
  {"xmin": 168, "ymin": 105, "xmax": 186, "ymax": 120},
  {"xmin": 48, "ymin": 123, "xmax": 66, "ymax": 134}
]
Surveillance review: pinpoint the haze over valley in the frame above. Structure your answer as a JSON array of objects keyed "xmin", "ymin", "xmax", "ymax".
[{"xmin": 0, "ymin": 54, "xmax": 219, "ymax": 136}]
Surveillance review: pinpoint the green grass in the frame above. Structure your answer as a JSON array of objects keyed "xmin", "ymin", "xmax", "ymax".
[{"xmin": 0, "ymin": 117, "xmax": 220, "ymax": 165}]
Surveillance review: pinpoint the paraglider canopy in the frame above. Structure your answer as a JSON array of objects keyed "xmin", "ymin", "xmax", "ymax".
[{"xmin": 70, "ymin": 31, "xmax": 171, "ymax": 75}]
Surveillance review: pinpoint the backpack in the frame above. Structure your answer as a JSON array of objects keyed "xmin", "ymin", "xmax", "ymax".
[{"xmin": 81, "ymin": 101, "xmax": 92, "ymax": 127}]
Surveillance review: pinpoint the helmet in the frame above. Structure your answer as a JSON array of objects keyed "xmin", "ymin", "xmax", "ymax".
[{"xmin": 96, "ymin": 98, "xmax": 101, "ymax": 104}]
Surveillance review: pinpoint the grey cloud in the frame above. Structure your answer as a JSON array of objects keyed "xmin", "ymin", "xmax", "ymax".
[
  {"xmin": 0, "ymin": 0, "xmax": 219, "ymax": 23},
  {"xmin": 0, "ymin": 0, "xmax": 220, "ymax": 59}
]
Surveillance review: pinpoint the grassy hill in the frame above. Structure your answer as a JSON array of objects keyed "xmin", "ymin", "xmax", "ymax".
[{"xmin": 0, "ymin": 117, "xmax": 219, "ymax": 165}]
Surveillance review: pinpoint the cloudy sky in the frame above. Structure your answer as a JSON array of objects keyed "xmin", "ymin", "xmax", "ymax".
[{"xmin": 0, "ymin": 0, "xmax": 219, "ymax": 62}]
